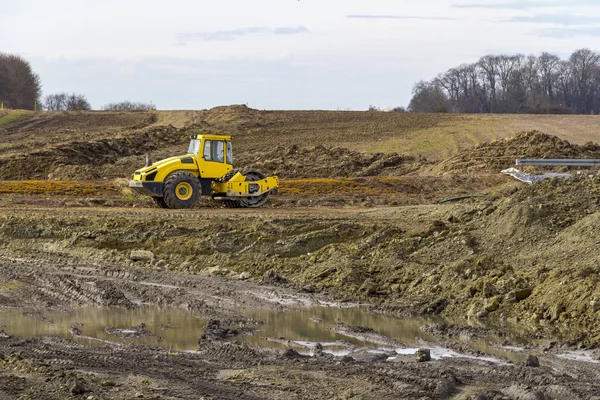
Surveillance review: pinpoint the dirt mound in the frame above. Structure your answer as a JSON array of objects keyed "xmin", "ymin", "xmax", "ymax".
[
  {"xmin": 0, "ymin": 125, "xmax": 190, "ymax": 180},
  {"xmin": 237, "ymin": 144, "xmax": 425, "ymax": 178},
  {"xmin": 433, "ymin": 131, "xmax": 600, "ymax": 174},
  {"xmin": 204, "ymin": 105, "xmax": 263, "ymax": 127},
  {"xmin": 489, "ymin": 175, "xmax": 600, "ymax": 237}
]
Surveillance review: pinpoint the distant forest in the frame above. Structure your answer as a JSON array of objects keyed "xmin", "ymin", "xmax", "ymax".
[{"xmin": 409, "ymin": 49, "xmax": 600, "ymax": 115}]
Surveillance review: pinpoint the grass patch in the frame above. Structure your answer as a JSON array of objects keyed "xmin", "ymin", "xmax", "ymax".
[{"xmin": 0, "ymin": 110, "xmax": 35, "ymax": 127}]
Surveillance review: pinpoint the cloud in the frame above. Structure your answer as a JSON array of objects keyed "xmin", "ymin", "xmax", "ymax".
[
  {"xmin": 176, "ymin": 26, "xmax": 309, "ymax": 42},
  {"xmin": 346, "ymin": 15, "xmax": 454, "ymax": 21},
  {"xmin": 504, "ymin": 14, "xmax": 600, "ymax": 25},
  {"xmin": 454, "ymin": 0, "xmax": 600, "ymax": 10},
  {"xmin": 537, "ymin": 26, "xmax": 600, "ymax": 37}
]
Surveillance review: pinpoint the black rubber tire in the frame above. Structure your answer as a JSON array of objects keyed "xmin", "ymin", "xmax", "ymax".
[
  {"xmin": 152, "ymin": 197, "xmax": 169, "ymax": 209},
  {"xmin": 163, "ymin": 171, "xmax": 201, "ymax": 209}
]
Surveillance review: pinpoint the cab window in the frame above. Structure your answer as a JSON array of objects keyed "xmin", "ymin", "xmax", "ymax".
[
  {"xmin": 226, "ymin": 142, "xmax": 233, "ymax": 165},
  {"xmin": 211, "ymin": 141, "xmax": 225, "ymax": 163},
  {"xmin": 203, "ymin": 140, "xmax": 211, "ymax": 161}
]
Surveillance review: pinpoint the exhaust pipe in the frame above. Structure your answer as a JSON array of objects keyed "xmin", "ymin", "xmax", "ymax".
[{"xmin": 145, "ymin": 152, "xmax": 152, "ymax": 167}]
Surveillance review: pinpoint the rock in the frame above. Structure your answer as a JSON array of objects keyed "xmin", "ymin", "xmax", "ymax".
[
  {"xmin": 69, "ymin": 325, "xmax": 82, "ymax": 336},
  {"xmin": 205, "ymin": 266, "xmax": 227, "ymax": 276},
  {"xmin": 484, "ymin": 296, "xmax": 502, "ymax": 313},
  {"xmin": 525, "ymin": 355, "xmax": 540, "ymax": 367},
  {"xmin": 134, "ymin": 392, "xmax": 144, "ymax": 398},
  {"xmin": 281, "ymin": 349, "xmax": 302, "ymax": 359},
  {"xmin": 482, "ymin": 282, "xmax": 497, "ymax": 298},
  {"xmin": 311, "ymin": 342, "xmax": 324, "ymax": 356},
  {"xmin": 235, "ymin": 271, "xmax": 252, "ymax": 280},
  {"xmin": 0, "ymin": 330, "xmax": 10, "ymax": 339},
  {"xmin": 434, "ymin": 378, "xmax": 457, "ymax": 398},
  {"xmin": 548, "ymin": 304, "xmax": 564, "ymax": 322},
  {"xmin": 70, "ymin": 382, "xmax": 87, "ymax": 395},
  {"xmin": 390, "ymin": 283, "xmax": 401, "ymax": 294},
  {"xmin": 100, "ymin": 380, "xmax": 116, "ymax": 387},
  {"xmin": 263, "ymin": 269, "xmax": 285, "ymax": 283},
  {"xmin": 416, "ymin": 348, "xmax": 431, "ymax": 362},
  {"xmin": 467, "ymin": 302, "xmax": 487, "ymax": 319},
  {"xmin": 358, "ymin": 278, "xmax": 377, "ymax": 295},
  {"xmin": 129, "ymin": 250, "xmax": 154, "ymax": 262}
]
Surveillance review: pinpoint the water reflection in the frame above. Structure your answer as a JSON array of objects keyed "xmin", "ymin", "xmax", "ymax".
[
  {"xmin": 0, "ymin": 307, "xmax": 207, "ymax": 350},
  {"xmin": 0, "ymin": 305, "xmax": 530, "ymax": 364}
]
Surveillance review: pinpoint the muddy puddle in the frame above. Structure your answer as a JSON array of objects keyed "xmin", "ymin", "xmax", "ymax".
[{"xmin": 0, "ymin": 305, "xmax": 594, "ymax": 365}]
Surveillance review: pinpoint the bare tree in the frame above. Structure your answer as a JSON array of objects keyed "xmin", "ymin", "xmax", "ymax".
[
  {"xmin": 65, "ymin": 93, "xmax": 91, "ymax": 111},
  {"xmin": 409, "ymin": 49, "xmax": 600, "ymax": 114},
  {"xmin": 538, "ymin": 52, "xmax": 560, "ymax": 104},
  {"xmin": 44, "ymin": 93, "xmax": 68, "ymax": 111},
  {"xmin": 102, "ymin": 101, "xmax": 154, "ymax": 111},
  {"xmin": 44, "ymin": 92, "xmax": 91, "ymax": 111}
]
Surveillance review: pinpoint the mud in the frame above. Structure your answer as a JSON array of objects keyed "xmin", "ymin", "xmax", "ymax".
[{"xmin": 0, "ymin": 197, "xmax": 600, "ymax": 397}]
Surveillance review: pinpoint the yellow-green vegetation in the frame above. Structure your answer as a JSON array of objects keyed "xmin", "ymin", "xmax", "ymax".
[
  {"xmin": 0, "ymin": 110, "xmax": 35, "ymax": 127},
  {"xmin": 281, "ymin": 178, "xmax": 393, "ymax": 196},
  {"xmin": 0, "ymin": 180, "xmax": 118, "ymax": 196}
]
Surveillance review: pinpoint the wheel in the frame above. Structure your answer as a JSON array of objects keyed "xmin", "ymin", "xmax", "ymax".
[
  {"xmin": 163, "ymin": 171, "xmax": 201, "ymax": 209},
  {"xmin": 152, "ymin": 197, "xmax": 169, "ymax": 209},
  {"xmin": 238, "ymin": 169, "xmax": 270, "ymax": 208}
]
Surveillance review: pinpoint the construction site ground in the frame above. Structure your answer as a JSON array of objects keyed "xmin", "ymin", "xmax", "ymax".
[{"xmin": 2, "ymin": 108, "xmax": 600, "ymax": 399}]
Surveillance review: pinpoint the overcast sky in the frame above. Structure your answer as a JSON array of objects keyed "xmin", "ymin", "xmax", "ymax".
[{"xmin": 3, "ymin": 0, "xmax": 600, "ymax": 110}]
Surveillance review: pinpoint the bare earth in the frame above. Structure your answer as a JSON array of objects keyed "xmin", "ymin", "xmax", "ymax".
[{"xmin": 1, "ymin": 108, "xmax": 600, "ymax": 399}]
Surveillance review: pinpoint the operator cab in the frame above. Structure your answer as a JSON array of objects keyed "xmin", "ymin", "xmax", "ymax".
[{"xmin": 187, "ymin": 134, "xmax": 233, "ymax": 178}]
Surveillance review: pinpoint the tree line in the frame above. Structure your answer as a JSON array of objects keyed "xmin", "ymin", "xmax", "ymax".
[
  {"xmin": 0, "ymin": 52, "xmax": 154, "ymax": 112},
  {"xmin": 409, "ymin": 48, "xmax": 600, "ymax": 114}
]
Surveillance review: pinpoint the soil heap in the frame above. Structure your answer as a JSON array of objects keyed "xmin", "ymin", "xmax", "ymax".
[
  {"xmin": 237, "ymin": 144, "xmax": 424, "ymax": 178},
  {"xmin": 433, "ymin": 131, "xmax": 600, "ymax": 174}
]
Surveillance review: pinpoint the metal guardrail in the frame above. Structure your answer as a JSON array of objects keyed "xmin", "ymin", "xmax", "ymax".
[{"xmin": 516, "ymin": 159, "xmax": 600, "ymax": 167}]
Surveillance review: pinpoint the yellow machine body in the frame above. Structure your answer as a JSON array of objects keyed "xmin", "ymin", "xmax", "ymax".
[{"xmin": 128, "ymin": 134, "xmax": 278, "ymax": 209}]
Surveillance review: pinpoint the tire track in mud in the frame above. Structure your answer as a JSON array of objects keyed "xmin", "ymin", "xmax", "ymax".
[{"xmin": 3, "ymin": 336, "xmax": 266, "ymax": 399}]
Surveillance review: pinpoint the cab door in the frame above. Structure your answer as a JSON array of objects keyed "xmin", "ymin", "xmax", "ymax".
[{"xmin": 199, "ymin": 139, "xmax": 232, "ymax": 179}]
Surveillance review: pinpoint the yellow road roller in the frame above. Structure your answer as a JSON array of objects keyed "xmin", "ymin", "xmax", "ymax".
[{"xmin": 129, "ymin": 134, "xmax": 278, "ymax": 209}]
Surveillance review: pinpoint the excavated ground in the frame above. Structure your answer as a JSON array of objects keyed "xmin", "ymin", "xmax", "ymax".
[
  {"xmin": 432, "ymin": 130, "xmax": 600, "ymax": 174},
  {"xmin": 1, "ymin": 204, "xmax": 600, "ymax": 399},
  {"xmin": 2, "ymin": 110, "xmax": 600, "ymax": 398}
]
